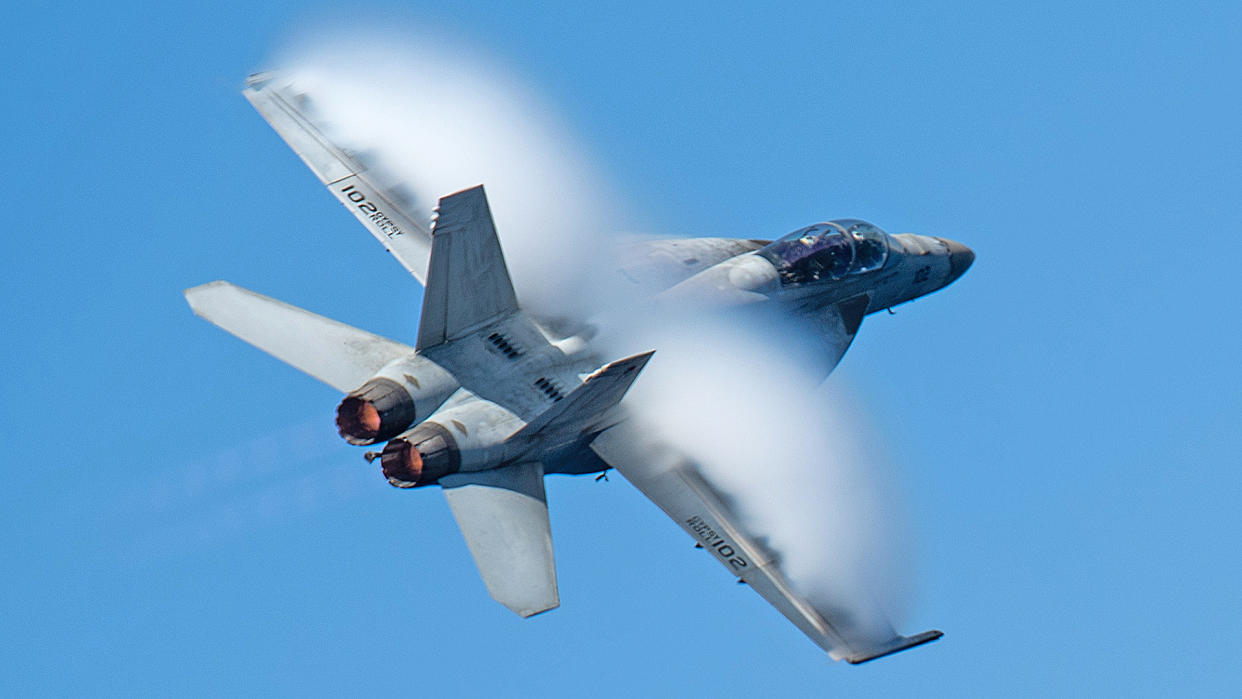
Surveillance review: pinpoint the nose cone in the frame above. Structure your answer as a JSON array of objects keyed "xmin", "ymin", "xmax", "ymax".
[{"xmin": 942, "ymin": 239, "xmax": 975, "ymax": 285}]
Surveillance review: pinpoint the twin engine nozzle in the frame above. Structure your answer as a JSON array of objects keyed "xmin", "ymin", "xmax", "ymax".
[
  {"xmin": 335, "ymin": 378, "xmax": 417, "ymax": 444},
  {"xmin": 340, "ymin": 352, "xmax": 618, "ymax": 489},
  {"xmin": 334, "ymin": 355, "xmax": 528, "ymax": 489},
  {"xmin": 364, "ymin": 392, "xmax": 527, "ymax": 489},
  {"xmin": 334, "ymin": 355, "xmax": 460, "ymax": 445},
  {"xmin": 378, "ymin": 423, "xmax": 461, "ymax": 488}
]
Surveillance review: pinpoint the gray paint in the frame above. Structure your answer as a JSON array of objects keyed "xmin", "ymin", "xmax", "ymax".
[
  {"xmin": 417, "ymin": 186, "xmax": 520, "ymax": 350},
  {"xmin": 185, "ymin": 74, "xmax": 979, "ymax": 664},
  {"xmin": 442, "ymin": 462, "xmax": 558, "ymax": 618}
]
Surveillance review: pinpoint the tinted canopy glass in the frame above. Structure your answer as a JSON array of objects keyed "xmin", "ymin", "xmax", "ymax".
[{"xmin": 757, "ymin": 220, "xmax": 889, "ymax": 285}]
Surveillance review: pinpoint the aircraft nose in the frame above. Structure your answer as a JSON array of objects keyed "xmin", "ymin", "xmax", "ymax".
[{"xmin": 941, "ymin": 239, "xmax": 975, "ymax": 284}]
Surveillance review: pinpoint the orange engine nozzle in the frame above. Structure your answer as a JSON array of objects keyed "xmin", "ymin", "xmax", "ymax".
[
  {"xmin": 377, "ymin": 423, "xmax": 460, "ymax": 488},
  {"xmin": 379, "ymin": 439, "xmax": 424, "ymax": 487},
  {"xmin": 335, "ymin": 378, "xmax": 416, "ymax": 445}
]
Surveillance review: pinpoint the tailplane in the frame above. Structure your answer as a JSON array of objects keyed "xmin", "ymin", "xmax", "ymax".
[
  {"xmin": 510, "ymin": 351, "xmax": 654, "ymax": 443},
  {"xmin": 440, "ymin": 462, "xmax": 558, "ymax": 618}
]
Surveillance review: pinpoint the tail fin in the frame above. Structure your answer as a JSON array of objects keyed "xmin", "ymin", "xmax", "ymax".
[
  {"xmin": 416, "ymin": 185, "xmax": 519, "ymax": 350},
  {"xmin": 510, "ymin": 351, "xmax": 654, "ymax": 442},
  {"xmin": 184, "ymin": 281, "xmax": 411, "ymax": 393}
]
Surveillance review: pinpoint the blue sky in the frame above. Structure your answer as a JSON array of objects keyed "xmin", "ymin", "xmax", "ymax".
[{"xmin": 4, "ymin": 2, "xmax": 1241, "ymax": 695}]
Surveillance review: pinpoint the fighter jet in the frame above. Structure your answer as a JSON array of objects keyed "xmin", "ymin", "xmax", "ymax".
[{"xmin": 185, "ymin": 74, "xmax": 973, "ymax": 664}]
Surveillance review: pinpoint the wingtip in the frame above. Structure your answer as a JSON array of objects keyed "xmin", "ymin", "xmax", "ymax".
[
  {"xmin": 845, "ymin": 629, "xmax": 944, "ymax": 665},
  {"xmin": 625, "ymin": 349, "xmax": 656, "ymax": 374},
  {"xmin": 183, "ymin": 281, "xmax": 248, "ymax": 321},
  {"xmin": 183, "ymin": 280, "xmax": 232, "ymax": 301},
  {"xmin": 512, "ymin": 600, "xmax": 561, "ymax": 618},
  {"xmin": 244, "ymin": 72, "xmax": 276, "ymax": 89},
  {"xmin": 184, "ymin": 279, "xmax": 229, "ymax": 292}
]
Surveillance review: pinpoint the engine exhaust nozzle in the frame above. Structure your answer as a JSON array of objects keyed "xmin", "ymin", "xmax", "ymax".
[
  {"xmin": 335, "ymin": 378, "xmax": 417, "ymax": 445},
  {"xmin": 378, "ymin": 422, "xmax": 460, "ymax": 488}
]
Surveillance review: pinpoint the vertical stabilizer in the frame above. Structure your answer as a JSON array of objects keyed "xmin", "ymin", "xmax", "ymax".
[{"xmin": 416, "ymin": 186, "xmax": 519, "ymax": 350}]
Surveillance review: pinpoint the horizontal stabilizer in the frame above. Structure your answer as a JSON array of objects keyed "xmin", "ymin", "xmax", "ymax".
[
  {"xmin": 845, "ymin": 630, "xmax": 944, "ymax": 665},
  {"xmin": 185, "ymin": 281, "xmax": 411, "ymax": 393},
  {"xmin": 441, "ymin": 462, "xmax": 558, "ymax": 618},
  {"xmin": 510, "ymin": 351, "xmax": 654, "ymax": 442},
  {"xmin": 417, "ymin": 185, "xmax": 519, "ymax": 350}
]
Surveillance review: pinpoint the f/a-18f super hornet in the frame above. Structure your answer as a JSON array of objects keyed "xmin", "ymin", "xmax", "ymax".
[{"xmin": 186, "ymin": 74, "xmax": 973, "ymax": 665}]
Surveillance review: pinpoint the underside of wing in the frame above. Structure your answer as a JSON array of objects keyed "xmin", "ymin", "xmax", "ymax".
[
  {"xmin": 185, "ymin": 281, "xmax": 411, "ymax": 393},
  {"xmin": 590, "ymin": 420, "xmax": 941, "ymax": 663},
  {"xmin": 440, "ymin": 462, "xmax": 559, "ymax": 618},
  {"xmin": 243, "ymin": 73, "xmax": 434, "ymax": 285}
]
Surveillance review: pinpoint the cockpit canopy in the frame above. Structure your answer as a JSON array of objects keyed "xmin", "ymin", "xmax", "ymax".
[{"xmin": 756, "ymin": 219, "xmax": 889, "ymax": 285}]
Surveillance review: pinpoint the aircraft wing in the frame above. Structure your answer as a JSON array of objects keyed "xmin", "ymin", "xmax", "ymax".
[
  {"xmin": 589, "ymin": 421, "xmax": 941, "ymax": 664},
  {"xmin": 243, "ymin": 73, "xmax": 434, "ymax": 285},
  {"xmin": 184, "ymin": 280, "xmax": 412, "ymax": 393}
]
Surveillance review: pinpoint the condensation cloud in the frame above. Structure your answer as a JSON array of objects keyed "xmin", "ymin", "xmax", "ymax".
[
  {"xmin": 598, "ymin": 308, "xmax": 911, "ymax": 644},
  {"xmin": 271, "ymin": 26, "xmax": 911, "ymax": 643},
  {"xmin": 275, "ymin": 28, "xmax": 621, "ymax": 318}
]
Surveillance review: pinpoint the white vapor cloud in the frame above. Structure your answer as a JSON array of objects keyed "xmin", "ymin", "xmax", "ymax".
[
  {"xmin": 268, "ymin": 26, "xmax": 911, "ymax": 646},
  {"xmin": 274, "ymin": 27, "xmax": 620, "ymax": 318},
  {"xmin": 599, "ymin": 309, "xmax": 911, "ymax": 645}
]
